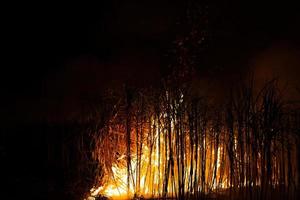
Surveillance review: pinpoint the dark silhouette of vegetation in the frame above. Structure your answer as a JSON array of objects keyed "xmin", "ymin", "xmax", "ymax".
[{"xmin": 84, "ymin": 75, "xmax": 299, "ymax": 200}]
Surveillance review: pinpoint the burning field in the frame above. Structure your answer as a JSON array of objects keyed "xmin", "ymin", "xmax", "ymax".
[
  {"xmin": 82, "ymin": 78, "xmax": 300, "ymax": 200},
  {"xmin": 6, "ymin": 1, "xmax": 299, "ymax": 200}
]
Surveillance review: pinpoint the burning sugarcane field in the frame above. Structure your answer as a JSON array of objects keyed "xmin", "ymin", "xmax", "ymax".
[{"xmin": 2, "ymin": 1, "xmax": 300, "ymax": 200}]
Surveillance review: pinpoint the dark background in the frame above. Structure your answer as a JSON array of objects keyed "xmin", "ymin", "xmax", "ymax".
[{"xmin": 1, "ymin": 1, "xmax": 299, "ymax": 199}]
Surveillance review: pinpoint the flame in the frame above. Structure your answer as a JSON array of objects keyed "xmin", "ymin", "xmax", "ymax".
[{"xmin": 86, "ymin": 115, "xmax": 230, "ymax": 200}]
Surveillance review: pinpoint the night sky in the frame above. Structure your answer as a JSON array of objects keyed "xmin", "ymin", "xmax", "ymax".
[
  {"xmin": 2, "ymin": 1, "xmax": 300, "ymax": 123},
  {"xmin": 1, "ymin": 1, "xmax": 300, "ymax": 199}
]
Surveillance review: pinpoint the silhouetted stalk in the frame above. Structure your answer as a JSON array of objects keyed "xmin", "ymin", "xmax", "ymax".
[{"xmin": 88, "ymin": 78, "xmax": 300, "ymax": 200}]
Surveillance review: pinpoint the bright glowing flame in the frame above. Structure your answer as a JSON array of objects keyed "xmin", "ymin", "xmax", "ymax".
[{"xmin": 86, "ymin": 115, "xmax": 230, "ymax": 200}]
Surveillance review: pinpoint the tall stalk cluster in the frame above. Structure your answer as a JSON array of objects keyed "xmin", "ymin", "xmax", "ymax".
[{"xmin": 90, "ymin": 79, "xmax": 299, "ymax": 200}]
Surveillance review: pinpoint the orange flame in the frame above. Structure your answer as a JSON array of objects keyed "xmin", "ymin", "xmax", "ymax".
[{"xmin": 86, "ymin": 116, "xmax": 230, "ymax": 200}]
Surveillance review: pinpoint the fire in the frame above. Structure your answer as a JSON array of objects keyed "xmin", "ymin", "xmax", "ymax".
[
  {"xmin": 86, "ymin": 115, "xmax": 229, "ymax": 200},
  {"xmin": 82, "ymin": 83, "xmax": 299, "ymax": 200},
  {"xmin": 98, "ymin": 145, "xmax": 152, "ymax": 199}
]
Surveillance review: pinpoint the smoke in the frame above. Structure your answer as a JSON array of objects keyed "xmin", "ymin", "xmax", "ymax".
[{"xmin": 252, "ymin": 41, "xmax": 300, "ymax": 100}]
